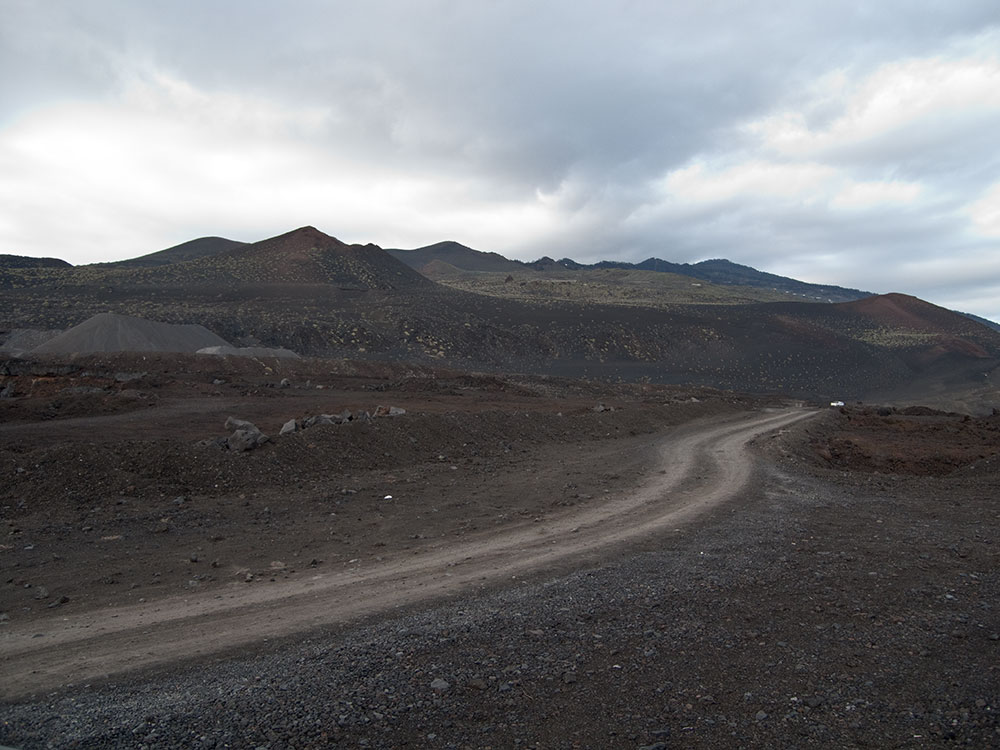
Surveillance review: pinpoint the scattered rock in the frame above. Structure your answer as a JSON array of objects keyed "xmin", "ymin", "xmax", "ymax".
[
  {"xmin": 225, "ymin": 416, "xmax": 259, "ymax": 432},
  {"xmin": 430, "ymin": 678, "xmax": 450, "ymax": 692},
  {"xmin": 279, "ymin": 419, "xmax": 298, "ymax": 435},
  {"xmin": 224, "ymin": 417, "xmax": 269, "ymax": 451}
]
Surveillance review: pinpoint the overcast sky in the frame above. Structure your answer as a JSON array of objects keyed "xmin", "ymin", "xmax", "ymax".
[{"xmin": 2, "ymin": 1, "xmax": 999, "ymax": 321}]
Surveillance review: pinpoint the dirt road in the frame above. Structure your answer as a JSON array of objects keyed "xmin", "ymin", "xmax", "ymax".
[{"xmin": 0, "ymin": 407, "xmax": 813, "ymax": 699}]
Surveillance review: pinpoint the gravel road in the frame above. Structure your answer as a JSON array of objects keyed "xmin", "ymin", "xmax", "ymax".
[
  {"xmin": 2, "ymin": 408, "xmax": 997, "ymax": 748},
  {"xmin": 1, "ymin": 409, "xmax": 810, "ymax": 699}
]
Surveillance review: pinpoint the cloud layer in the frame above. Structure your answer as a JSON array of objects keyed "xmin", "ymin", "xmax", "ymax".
[{"xmin": 1, "ymin": 0, "xmax": 999, "ymax": 321}]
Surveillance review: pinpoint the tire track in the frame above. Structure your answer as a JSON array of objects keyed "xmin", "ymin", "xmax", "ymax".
[{"xmin": 0, "ymin": 407, "xmax": 814, "ymax": 699}]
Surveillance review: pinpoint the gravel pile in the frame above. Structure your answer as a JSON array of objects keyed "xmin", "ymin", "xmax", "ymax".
[{"xmin": 30, "ymin": 313, "xmax": 231, "ymax": 355}]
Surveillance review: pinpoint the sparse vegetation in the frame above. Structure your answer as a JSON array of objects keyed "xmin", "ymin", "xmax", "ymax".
[{"xmin": 2, "ymin": 227, "xmax": 999, "ymax": 408}]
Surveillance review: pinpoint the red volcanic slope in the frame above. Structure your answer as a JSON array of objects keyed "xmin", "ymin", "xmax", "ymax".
[
  {"xmin": 839, "ymin": 293, "xmax": 979, "ymax": 334},
  {"xmin": 206, "ymin": 226, "xmax": 431, "ymax": 289}
]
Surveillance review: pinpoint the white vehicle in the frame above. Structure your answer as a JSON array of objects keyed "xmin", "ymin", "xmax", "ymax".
[{"xmin": 830, "ymin": 400, "xmax": 845, "ymax": 407}]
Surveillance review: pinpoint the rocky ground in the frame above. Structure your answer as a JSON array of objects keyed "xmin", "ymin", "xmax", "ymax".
[{"xmin": 1, "ymin": 355, "xmax": 998, "ymax": 748}]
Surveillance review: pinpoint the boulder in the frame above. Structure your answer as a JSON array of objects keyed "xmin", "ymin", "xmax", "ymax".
[
  {"xmin": 304, "ymin": 414, "xmax": 336, "ymax": 428},
  {"xmin": 303, "ymin": 410, "xmax": 355, "ymax": 428},
  {"xmin": 279, "ymin": 419, "xmax": 298, "ymax": 435},
  {"xmin": 224, "ymin": 417, "xmax": 268, "ymax": 451}
]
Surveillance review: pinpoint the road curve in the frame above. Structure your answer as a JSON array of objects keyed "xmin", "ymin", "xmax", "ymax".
[{"xmin": 0, "ymin": 407, "xmax": 814, "ymax": 699}]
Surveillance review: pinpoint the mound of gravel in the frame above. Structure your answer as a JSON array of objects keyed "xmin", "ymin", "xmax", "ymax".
[
  {"xmin": 30, "ymin": 313, "xmax": 231, "ymax": 355},
  {"xmin": 0, "ymin": 328, "xmax": 63, "ymax": 357}
]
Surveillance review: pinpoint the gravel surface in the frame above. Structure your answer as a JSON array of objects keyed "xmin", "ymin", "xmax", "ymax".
[{"xmin": 3, "ymin": 428, "xmax": 997, "ymax": 749}]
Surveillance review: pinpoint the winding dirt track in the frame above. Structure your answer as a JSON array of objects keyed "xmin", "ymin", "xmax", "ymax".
[{"xmin": 0, "ymin": 407, "xmax": 814, "ymax": 699}]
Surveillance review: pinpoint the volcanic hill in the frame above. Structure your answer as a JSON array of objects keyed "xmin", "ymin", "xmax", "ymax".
[
  {"xmin": 387, "ymin": 241, "xmax": 524, "ymax": 275},
  {"xmin": 117, "ymin": 226, "xmax": 433, "ymax": 289},
  {"xmin": 108, "ymin": 236, "xmax": 249, "ymax": 268},
  {"xmin": 2, "ymin": 226, "xmax": 999, "ymax": 409},
  {"xmin": 389, "ymin": 241, "xmax": 871, "ymax": 302},
  {"xmin": 0, "ymin": 254, "xmax": 72, "ymax": 270}
]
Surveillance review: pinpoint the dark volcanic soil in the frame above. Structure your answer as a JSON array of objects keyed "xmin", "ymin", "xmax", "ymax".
[{"xmin": 1, "ymin": 355, "xmax": 998, "ymax": 748}]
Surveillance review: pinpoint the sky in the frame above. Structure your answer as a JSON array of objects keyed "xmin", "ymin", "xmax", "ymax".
[{"xmin": 1, "ymin": 1, "xmax": 999, "ymax": 322}]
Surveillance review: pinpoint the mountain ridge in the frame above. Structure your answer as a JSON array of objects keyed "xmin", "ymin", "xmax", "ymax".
[
  {"xmin": 389, "ymin": 243, "xmax": 872, "ymax": 303},
  {"xmin": 3, "ymin": 226, "xmax": 999, "ymax": 411},
  {"xmin": 106, "ymin": 226, "xmax": 432, "ymax": 290}
]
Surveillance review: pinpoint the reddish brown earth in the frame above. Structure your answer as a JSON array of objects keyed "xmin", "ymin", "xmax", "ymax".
[
  {"xmin": 1, "ymin": 354, "xmax": 998, "ymax": 748},
  {"xmin": 803, "ymin": 405, "xmax": 1000, "ymax": 476}
]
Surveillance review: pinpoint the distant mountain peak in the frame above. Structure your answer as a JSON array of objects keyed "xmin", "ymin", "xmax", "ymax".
[
  {"xmin": 386, "ymin": 241, "xmax": 525, "ymax": 274},
  {"xmin": 257, "ymin": 225, "xmax": 344, "ymax": 250},
  {"xmin": 207, "ymin": 226, "xmax": 427, "ymax": 289},
  {"xmin": 280, "ymin": 225, "xmax": 330, "ymax": 241}
]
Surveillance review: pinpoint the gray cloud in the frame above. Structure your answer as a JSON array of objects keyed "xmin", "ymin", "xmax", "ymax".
[{"xmin": 1, "ymin": 0, "xmax": 999, "ymax": 321}]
